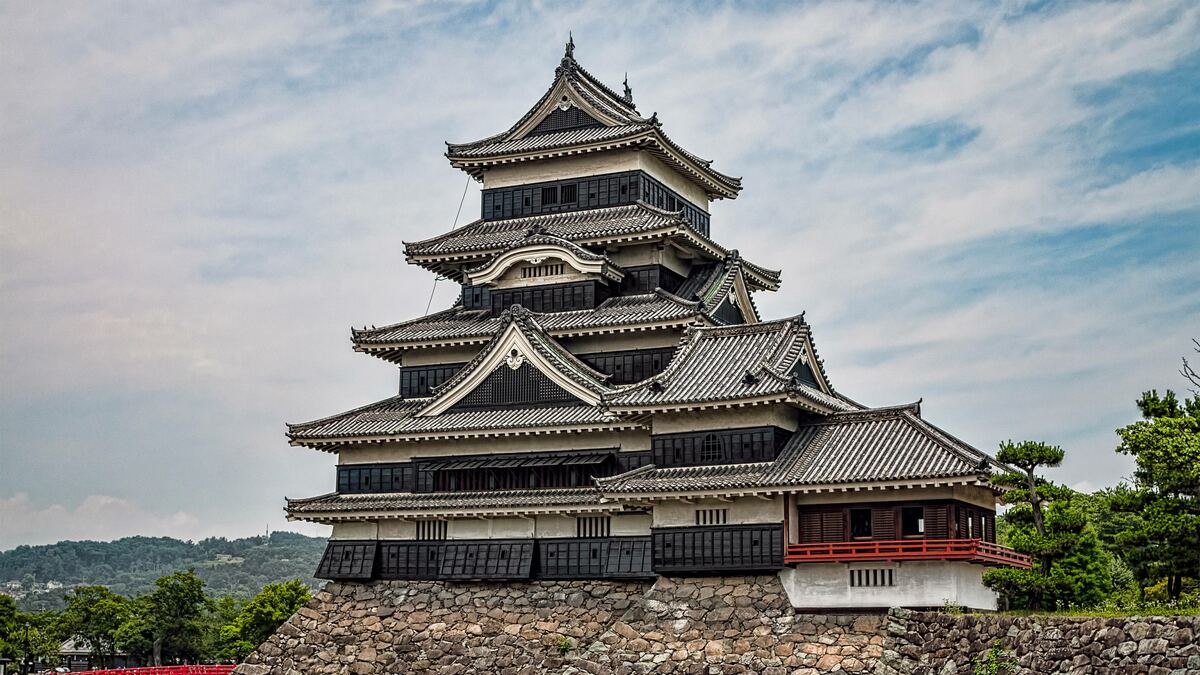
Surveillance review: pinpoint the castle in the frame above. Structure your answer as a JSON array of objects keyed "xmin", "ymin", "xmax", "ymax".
[{"xmin": 284, "ymin": 38, "xmax": 1028, "ymax": 610}]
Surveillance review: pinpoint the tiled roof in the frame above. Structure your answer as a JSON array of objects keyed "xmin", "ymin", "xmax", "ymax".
[
  {"xmin": 403, "ymin": 203, "xmax": 781, "ymax": 291},
  {"xmin": 462, "ymin": 233, "xmax": 611, "ymax": 277},
  {"xmin": 287, "ymin": 487, "xmax": 607, "ymax": 516},
  {"xmin": 352, "ymin": 290, "xmax": 702, "ymax": 351},
  {"xmin": 444, "ymin": 46, "xmax": 740, "ymax": 199},
  {"xmin": 287, "ymin": 399, "xmax": 636, "ymax": 446},
  {"xmin": 596, "ymin": 404, "xmax": 1000, "ymax": 494},
  {"xmin": 605, "ymin": 318, "xmax": 852, "ymax": 412},
  {"xmin": 421, "ymin": 305, "xmax": 613, "ymax": 404}
]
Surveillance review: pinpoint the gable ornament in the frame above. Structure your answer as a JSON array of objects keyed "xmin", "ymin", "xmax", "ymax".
[{"xmin": 505, "ymin": 347, "xmax": 526, "ymax": 370}]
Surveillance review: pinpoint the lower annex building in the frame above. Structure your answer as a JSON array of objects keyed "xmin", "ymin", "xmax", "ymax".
[{"xmin": 284, "ymin": 38, "xmax": 1029, "ymax": 610}]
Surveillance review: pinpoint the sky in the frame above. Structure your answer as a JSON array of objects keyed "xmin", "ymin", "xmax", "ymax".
[{"xmin": 1, "ymin": 1, "xmax": 1198, "ymax": 548}]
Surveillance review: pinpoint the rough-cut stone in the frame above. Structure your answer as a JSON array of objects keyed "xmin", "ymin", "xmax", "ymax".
[{"xmin": 235, "ymin": 579, "xmax": 1200, "ymax": 675}]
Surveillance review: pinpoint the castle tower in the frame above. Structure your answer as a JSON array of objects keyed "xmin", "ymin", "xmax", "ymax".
[{"xmin": 284, "ymin": 40, "xmax": 1028, "ymax": 609}]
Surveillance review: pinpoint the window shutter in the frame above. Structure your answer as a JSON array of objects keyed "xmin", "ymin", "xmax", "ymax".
[
  {"xmin": 820, "ymin": 511, "xmax": 843, "ymax": 542},
  {"xmin": 871, "ymin": 508, "xmax": 896, "ymax": 540},
  {"xmin": 925, "ymin": 505, "xmax": 949, "ymax": 539},
  {"xmin": 799, "ymin": 511, "xmax": 823, "ymax": 543}
]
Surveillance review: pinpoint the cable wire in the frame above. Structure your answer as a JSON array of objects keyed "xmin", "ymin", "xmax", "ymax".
[{"xmin": 424, "ymin": 176, "xmax": 471, "ymax": 314}]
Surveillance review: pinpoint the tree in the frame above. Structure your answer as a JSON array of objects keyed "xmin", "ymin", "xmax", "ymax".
[
  {"xmin": 117, "ymin": 571, "xmax": 212, "ymax": 665},
  {"xmin": 215, "ymin": 580, "xmax": 310, "ymax": 661},
  {"xmin": 58, "ymin": 586, "xmax": 130, "ymax": 669},
  {"xmin": 982, "ymin": 440, "xmax": 1111, "ymax": 610},
  {"xmin": 1110, "ymin": 386, "xmax": 1200, "ymax": 599}
]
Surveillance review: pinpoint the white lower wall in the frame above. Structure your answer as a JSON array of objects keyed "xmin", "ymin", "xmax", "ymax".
[
  {"xmin": 652, "ymin": 496, "xmax": 783, "ymax": 527},
  {"xmin": 777, "ymin": 561, "xmax": 998, "ymax": 611},
  {"xmin": 611, "ymin": 513, "xmax": 652, "ymax": 536}
]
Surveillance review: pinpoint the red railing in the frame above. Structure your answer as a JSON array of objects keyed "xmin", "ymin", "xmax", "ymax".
[
  {"xmin": 73, "ymin": 662, "xmax": 238, "ymax": 667},
  {"xmin": 784, "ymin": 538, "xmax": 1031, "ymax": 568}
]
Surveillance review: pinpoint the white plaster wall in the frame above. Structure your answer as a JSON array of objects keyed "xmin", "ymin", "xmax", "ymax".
[
  {"xmin": 778, "ymin": 561, "xmax": 998, "ymax": 610},
  {"xmin": 489, "ymin": 517, "xmax": 535, "ymax": 539},
  {"xmin": 652, "ymin": 496, "xmax": 783, "ymax": 527},
  {"xmin": 330, "ymin": 521, "xmax": 378, "ymax": 540},
  {"xmin": 534, "ymin": 515, "xmax": 578, "ymax": 538},
  {"xmin": 399, "ymin": 345, "xmax": 483, "ymax": 367},
  {"xmin": 481, "ymin": 150, "xmax": 712, "ymax": 211},
  {"xmin": 447, "ymin": 519, "xmax": 490, "ymax": 539},
  {"xmin": 377, "ymin": 520, "xmax": 416, "ymax": 539},
  {"xmin": 651, "ymin": 406, "xmax": 801, "ymax": 435},
  {"xmin": 611, "ymin": 513, "xmax": 653, "ymax": 536},
  {"xmin": 339, "ymin": 429, "xmax": 651, "ymax": 464}
]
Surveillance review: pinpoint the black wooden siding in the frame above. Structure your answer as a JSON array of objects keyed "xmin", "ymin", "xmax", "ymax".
[
  {"xmin": 337, "ymin": 463, "xmax": 415, "ymax": 494},
  {"xmin": 535, "ymin": 537, "xmax": 653, "ymax": 579},
  {"xmin": 450, "ymin": 363, "xmax": 577, "ymax": 410},
  {"xmin": 439, "ymin": 540, "xmax": 535, "ymax": 579},
  {"xmin": 651, "ymin": 426, "xmax": 791, "ymax": 468},
  {"xmin": 579, "ymin": 347, "xmax": 676, "ymax": 385},
  {"xmin": 335, "ymin": 449, "xmax": 640, "ymax": 495},
  {"xmin": 620, "ymin": 265, "xmax": 686, "ymax": 295},
  {"xmin": 315, "ymin": 540, "xmax": 377, "ymax": 580},
  {"xmin": 487, "ymin": 280, "xmax": 613, "ymax": 315},
  {"xmin": 711, "ymin": 298, "xmax": 744, "ymax": 325},
  {"xmin": 651, "ymin": 524, "xmax": 784, "ymax": 573},
  {"xmin": 529, "ymin": 107, "xmax": 603, "ymax": 136},
  {"xmin": 399, "ymin": 363, "xmax": 464, "ymax": 397},
  {"xmin": 480, "ymin": 170, "xmax": 710, "ymax": 236},
  {"xmin": 378, "ymin": 541, "xmax": 442, "ymax": 580}
]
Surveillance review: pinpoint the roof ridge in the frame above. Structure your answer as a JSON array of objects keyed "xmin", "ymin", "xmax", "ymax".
[{"xmin": 286, "ymin": 395, "xmax": 420, "ymax": 434}]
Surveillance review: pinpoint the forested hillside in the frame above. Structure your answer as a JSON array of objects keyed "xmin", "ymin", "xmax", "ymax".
[{"xmin": 0, "ymin": 532, "xmax": 326, "ymax": 611}]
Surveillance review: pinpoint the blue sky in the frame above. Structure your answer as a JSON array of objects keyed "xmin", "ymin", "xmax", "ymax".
[{"xmin": 1, "ymin": 0, "xmax": 1198, "ymax": 546}]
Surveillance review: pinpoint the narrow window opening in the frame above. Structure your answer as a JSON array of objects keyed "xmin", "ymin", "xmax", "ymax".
[
  {"xmin": 541, "ymin": 186, "xmax": 558, "ymax": 205},
  {"xmin": 695, "ymin": 508, "xmax": 728, "ymax": 526},
  {"xmin": 850, "ymin": 509, "xmax": 872, "ymax": 540},
  {"xmin": 901, "ymin": 507, "xmax": 925, "ymax": 538}
]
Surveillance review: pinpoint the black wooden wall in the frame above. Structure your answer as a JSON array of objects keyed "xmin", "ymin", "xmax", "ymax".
[
  {"xmin": 651, "ymin": 524, "xmax": 784, "ymax": 574},
  {"xmin": 651, "ymin": 426, "xmax": 791, "ymax": 468}
]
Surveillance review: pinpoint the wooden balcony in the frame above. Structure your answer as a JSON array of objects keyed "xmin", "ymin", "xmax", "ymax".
[{"xmin": 784, "ymin": 538, "xmax": 1031, "ymax": 568}]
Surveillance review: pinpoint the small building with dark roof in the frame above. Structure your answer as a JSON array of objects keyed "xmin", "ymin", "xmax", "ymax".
[{"xmin": 286, "ymin": 37, "xmax": 1028, "ymax": 609}]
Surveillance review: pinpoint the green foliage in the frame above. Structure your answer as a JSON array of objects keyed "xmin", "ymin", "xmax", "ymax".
[
  {"xmin": 985, "ymin": 440, "xmax": 1111, "ymax": 610},
  {"xmin": 214, "ymin": 580, "xmax": 310, "ymax": 661},
  {"xmin": 0, "ymin": 532, "xmax": 326, "ymax": 611},
  {"xmin": 58, "ymin": 585, "xmax": 130, "ymax": 669},
  {"xmin": 556, "ymin": 635, "xmax": 573, "ymax": 655},
  {"xmin": 1111, "ymin": 389, "xmax": 1200, "ymax": 599},
  {"xmin": 115, "ymin": 570, "xmax": 213, "ymax": 665},
  {"xmin": 973, "ymin": 640, "xmax": 1017, "ymax": 675}
]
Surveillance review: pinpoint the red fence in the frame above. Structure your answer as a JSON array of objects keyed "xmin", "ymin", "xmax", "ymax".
[
  {"xmin": 784, "ymin": 538, "xmax": 1031, "ymax": 568},
  {"xmin": 73, "ymin": 662, "xmax": 237, "ymax": 667}
]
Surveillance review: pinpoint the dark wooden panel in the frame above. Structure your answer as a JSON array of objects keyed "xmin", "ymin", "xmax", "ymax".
[
  {"xmin": 479, "ymin": 170, "xmax": 710, "ymax": 235},
  {"xmin": 579, "ymin": 347, "xmax": 676, "ymax": 385},
  {"xmin": 439, "ymin": 540, "xmax": 534, "ymax": 579},
  {"xmin": 820, "ymin": 511, "xmax": 844, "ymax": 543},
  {"xmin": 488, "ymin": 280, "xmax": 612, "ymax": 315},
  {"xmin": 651, "ymin": 426, "xmax": 791, "ymax": 468},
  {"xmin": 620, "ymin": 265, "xmax": 686, "ymax": 295},
  {"xmin": 872, "ymin": 508, "xmax": 897, "ymax": 540},
  {"xmin": 615, "ymin": 451, "xmax": 652, "ymax": 473},
  {"xmin": 315, "ymin": 541, "xmax": 377, "ymax": 581},
  {"xmin": 451, "ymin": 362, "xmax": 577, "ymax": 410},
  {"xmin": 529, "ymin": 107, "xmax": 603, "ymax": 135},
  {"xmin": 377, "ymin": 542, "xmax": 442, "ymax": 580},
  {"xmin": 711, "ymin": 298, "xmax": 744, "ymax": 325},
  {"xmin": 604, "ymin": 537, "xmax": 654, "ymax": 577},
  {"xmin": 925, "ymin": 505, "xmax": 949, "ymax": 539},
  {"xmin": 799, "ymin": 511, "xmax": 824, "ymax": 544},
  {"xmin": 337, "ymin": 463, "xmax": 414, "ymax": 494},
  {"xmin": 535, "ymin": 537, "xmax": 655, "ymax": 579},
  {"xmin": 399, "ymin": 363, "xmax": 464, "ymax": 398},
  {"xmin": 651, "ymin": 524, "xmax": 783, "ymax": 573}
]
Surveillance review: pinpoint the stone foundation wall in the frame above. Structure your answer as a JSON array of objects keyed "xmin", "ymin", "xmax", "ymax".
[{"xmin": 236, "ymin": 579, "xmax": 1200, "ymax": 675}]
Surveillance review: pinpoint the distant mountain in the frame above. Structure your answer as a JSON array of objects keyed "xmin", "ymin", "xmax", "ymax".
[{"xmin": 0, "ymin": 532, "xmax": 327, "ymax": 611}]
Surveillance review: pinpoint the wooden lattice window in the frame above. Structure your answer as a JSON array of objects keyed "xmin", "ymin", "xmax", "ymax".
[
  {"xmin": 849, "ymin": 568, "xmax": 894, "ymax": 588},
  {"xmin": 416, "ymin": 520, "xmax": 448, "ymax": 541},
  {"xmin": 695, "ymin": 508, "xmax": 728, "ymax": 526},
  {"xmin": 699, "ymin": 434, "xmax": 725, "ymax": 463},
  {"xmin": 576, "ymin": 516, "xmax": 611, "ymax": 538}
]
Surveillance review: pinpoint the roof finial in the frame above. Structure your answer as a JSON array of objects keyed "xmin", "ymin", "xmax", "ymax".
[
  {"xmin": 623, "ymin": 72, "xmax": 633, "ymax": 104},
  {"xmin": 565, "ymin": 32, "xmax": 575, "ymax": 59}
]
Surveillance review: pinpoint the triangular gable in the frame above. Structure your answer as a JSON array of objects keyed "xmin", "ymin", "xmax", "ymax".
[
  {"xmin": 507, "ymin": 75, "xmax": 636, "ymax": 141},
  {"xmin": 449, "ymin": 361, "xmax": 578, "ymax": 411},
  {"xmin": 419, "ymin": 308, "xmax": 612, "ymax": 417},
  {"xmin": 529, "ymin": 106, "xmax": 604, "ymax": 136}
]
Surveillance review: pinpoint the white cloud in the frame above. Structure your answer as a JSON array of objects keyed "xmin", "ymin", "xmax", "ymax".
[
  {"xmin": 0, "ymin": 493, "xmax": 201, "ymax": 547},
  {"xmin": 1, "ymin": 1, "xmax": 1197, "ymax": 546}
]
